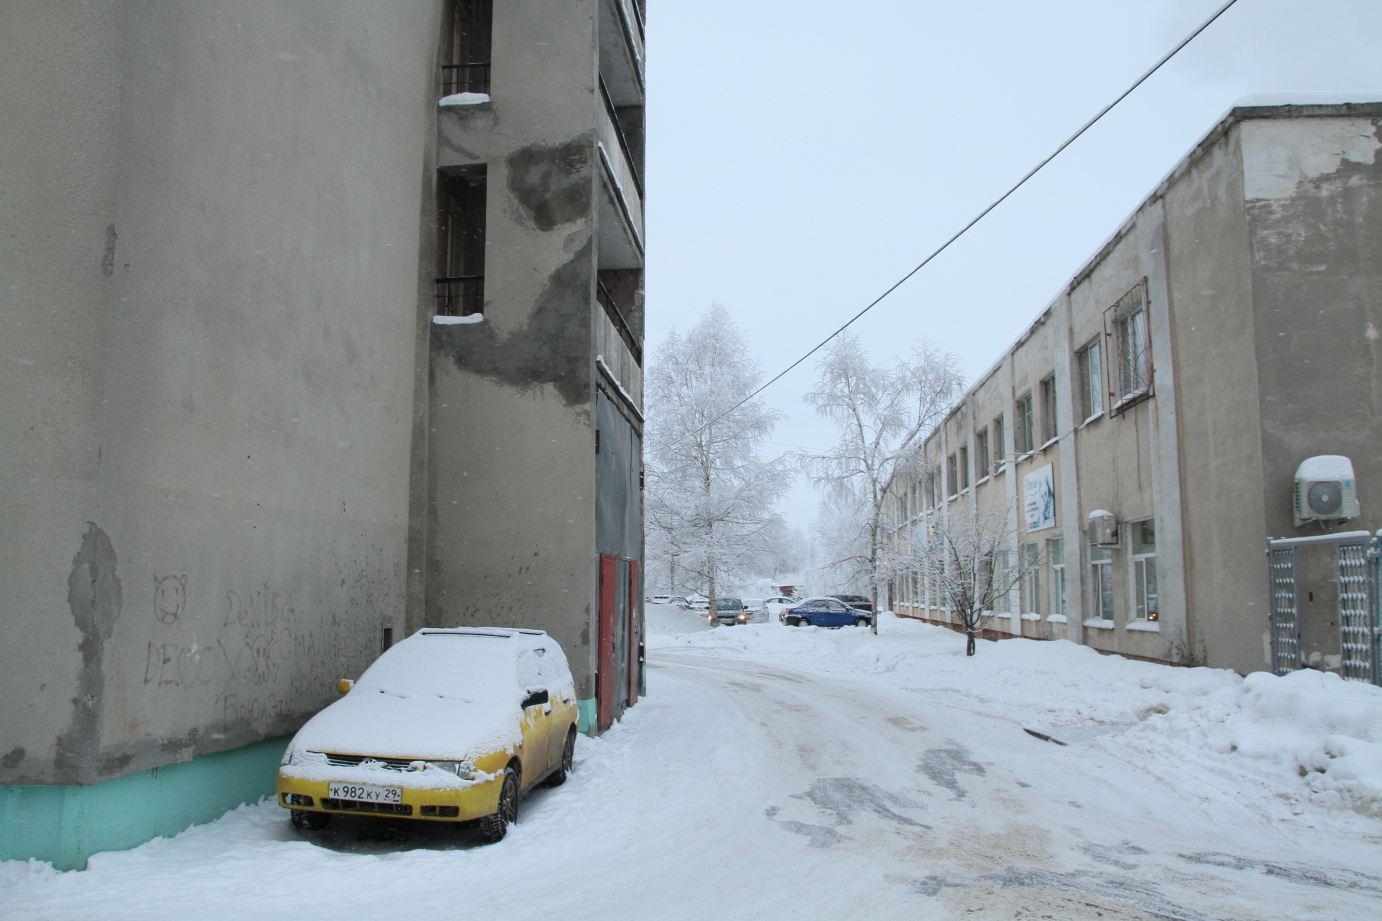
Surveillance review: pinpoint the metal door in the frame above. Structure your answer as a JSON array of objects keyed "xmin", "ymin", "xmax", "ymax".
[
  {"xmin": 627, "ymin": 559, "xmax": 642, "ymax": 705},
  {"xmin": 1267, "ymin": 531, "xmax": 1379, "ymax": 684},
  {"xmin": 597, "ymin": 554, "xmax": 617, "ymax": 731}
]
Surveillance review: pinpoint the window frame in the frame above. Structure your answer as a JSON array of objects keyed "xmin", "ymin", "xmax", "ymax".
[
  {"xmin": 1020, "ymin": 542, "xmax": 1041, "ymax": 617},
  {"xmin": 1129, "ymin": 518, "xmax": 1158, "ymax": 624},
  {"xmin": 1039, "ymin": 374, "xmax": 1058, "ymax": 445},
  {"xmin": 959, "ymin": 445, "xmax": 970, "ymax": 491},
  {"xmin": 975, "ymin": 427, "xmax": 990, "ymax": 481},
  {"xmin": 1088, "ymin": 543, "xmax": 1115, "ymax": 624},
  {"xmin": 946, "ymin": 453, "xmax": 959, "ymax": 498},
  {"xmin": 1014, "ymin": 393, "xmax": 1034, "ymax": 456},
  {"xmin": 1048, "ymin": 537, "xmax": 1067, "ymax": 620},
  {"xmin": 992, "ymin": 416, "xmax": 1006, "ymax": 472},
  {"xmin": 1075, "ymin": 337, "xmax": 1103, "ymax": 424}
]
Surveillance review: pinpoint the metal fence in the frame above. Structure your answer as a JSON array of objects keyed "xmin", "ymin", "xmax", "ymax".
[{"xmin": 1266, "ymin": 530, "xmax": 1380, "ymax": 685}]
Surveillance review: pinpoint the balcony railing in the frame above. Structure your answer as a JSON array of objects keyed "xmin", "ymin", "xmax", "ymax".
[
  {"xmin": 597, "ymin": 278, "xmax": 642, "ymax": 366},
  {"xmin": 435, "ymin": 276, "xmax": 484, "ymax": 317},
  {"xmin": 441, "ymin": 62, "xmax": 491, "ymax": 96}
]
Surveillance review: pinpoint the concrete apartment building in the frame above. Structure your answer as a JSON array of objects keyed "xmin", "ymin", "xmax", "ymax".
[
  {"xmin": 1, "ymin": 0, "xmax": 646, "ymax": 868},
  {"xmin": 887, "ymin": 100, "xmax": 1381, "ymax": 680}
]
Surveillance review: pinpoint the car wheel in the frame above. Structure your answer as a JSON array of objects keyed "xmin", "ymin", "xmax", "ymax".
[
  {"xmin": 854, "ymin": 616, "xmax": 869, "ymax": 627},
  {"xmin": 546, "ymin": 728, "xmax": 576, "ymax": 787},
  {"xmin": 478, "ymin": 764, "xmax": 520, "ymax": 843},
  {"xmin": 290, "ymin": 809, "xmax": 331, "ymax": 831},
  {"xmin": 798, "ymin": 617, "xmax": 810, "ymax": 627}
]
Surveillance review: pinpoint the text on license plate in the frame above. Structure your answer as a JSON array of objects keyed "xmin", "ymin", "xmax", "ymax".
[{"xmin": 328, "ymin": 782, "xmax": 402, "ymax": 804}]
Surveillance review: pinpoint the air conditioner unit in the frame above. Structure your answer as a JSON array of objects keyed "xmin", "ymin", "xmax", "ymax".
[
  {"xmin": 1087, "ymin": 509, "xmax": 1118, "ymax": 547},
  {"xmin": 1293, "ymin": 455, "xmax": 1360, "ymax": 526}
]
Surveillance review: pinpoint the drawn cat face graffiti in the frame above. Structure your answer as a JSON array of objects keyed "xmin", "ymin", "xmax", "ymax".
[{"xmin": 155, "ymin": 574, "xmax": 187, "ymax": 623}]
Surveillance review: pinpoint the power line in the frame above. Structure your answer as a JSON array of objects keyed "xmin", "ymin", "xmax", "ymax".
[{"xmin": 650, "ymin": 0, "xmax": 1240, "ymax": 452}]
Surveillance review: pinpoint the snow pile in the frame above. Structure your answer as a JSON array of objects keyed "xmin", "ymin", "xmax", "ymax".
[
  {"xmin": 439, "ymin": 92, "xmax": 489, "ymax": 106},
  {"xmin": 1211, "ymin": 670, "xmax": 1382, "ymax": 816},
  {"xmin": 432, "ymin": 313, "xmax": 484, "ymax": 325},
  {"xmin": 653, "ymin": 613, "xmax": 1382, "ymax": 818}
]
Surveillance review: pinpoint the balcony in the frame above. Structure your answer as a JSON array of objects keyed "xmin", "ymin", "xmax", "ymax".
[
  {"xmin": 434, "ymin": 276, "xmax": 483, "ymax": 317},
  {"xmin": 596, "ymin": 79, "xmax": 643, "ymax": 269},
  {"xmin": 597, "ymin": 277, "xmax": 642, "ymax": 366}
]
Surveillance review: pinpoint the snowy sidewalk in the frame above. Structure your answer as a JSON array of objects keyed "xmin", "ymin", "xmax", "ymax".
[{"xmin": 4, "ymin": 615, "xmax": 1381, "ymax": 920}]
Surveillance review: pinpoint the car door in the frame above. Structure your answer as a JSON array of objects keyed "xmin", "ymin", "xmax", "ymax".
[
  {"xmin": 516, "ymin": 650, "xmax": 553, "ymax": 787},
  {"xmin": 826, "ymin": 600, "xmax": 851, "ymax": 626}
]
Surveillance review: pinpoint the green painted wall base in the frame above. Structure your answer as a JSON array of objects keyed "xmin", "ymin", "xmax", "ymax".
[
  {"xmin": 577, "ymin": 697, "xmax": 597, "ymax": 734},
  {"xmin": 1, "ymin": 736, "xmax": 289, "ymax": 871}
]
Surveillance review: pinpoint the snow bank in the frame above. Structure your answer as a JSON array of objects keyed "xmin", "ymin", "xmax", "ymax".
[{"xmin": 653, "ymin": 613, "xmax": 1382, "ymax": 818}]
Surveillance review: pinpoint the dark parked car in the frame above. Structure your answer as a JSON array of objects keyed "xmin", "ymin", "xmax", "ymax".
[
  {"xmin": 831, "ymin": 594, "xmax": 873, "ymax": 613},
  {"xmin": 780, "ymin": 597, "xmax": 871, "ymax": 628},
  {"xmin": 709, "ymin": 597, "xmax": 747, "ymax": 626}
]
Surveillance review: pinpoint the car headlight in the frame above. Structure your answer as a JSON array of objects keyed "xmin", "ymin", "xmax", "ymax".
[{"xmin": 429, "ymin": 760, "xmax": 475, "ymax": 780}]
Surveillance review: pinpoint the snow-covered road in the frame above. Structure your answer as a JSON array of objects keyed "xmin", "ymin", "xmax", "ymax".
[{"xmin": 5, "ymin": 613, "xmax": 1381, "ymax": 920}]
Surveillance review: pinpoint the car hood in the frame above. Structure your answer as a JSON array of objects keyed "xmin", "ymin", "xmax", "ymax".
[{"xmin": 289, "ymin": 690, "xmax": 523, "ymax": 762}]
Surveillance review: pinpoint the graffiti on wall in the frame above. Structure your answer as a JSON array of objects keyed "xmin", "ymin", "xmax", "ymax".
[{"xmin": 140, "ymin": 549, "xmax": 403, "ymax": 745}]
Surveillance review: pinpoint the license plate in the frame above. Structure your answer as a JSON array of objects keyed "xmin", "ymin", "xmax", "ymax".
[{"xmin": 328, "ymin": 782, "xmax": 402, "ymax": 804}]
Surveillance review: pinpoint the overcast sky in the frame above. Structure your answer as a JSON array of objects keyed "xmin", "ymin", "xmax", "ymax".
[{"xmin": 643, "ymin": 0, "xmax": 1382, "ymax": 529}]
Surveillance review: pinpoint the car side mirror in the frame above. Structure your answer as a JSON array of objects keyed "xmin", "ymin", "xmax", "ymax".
[
  {"xmin": 522, "ymin": 689, "xmax": 550, "ymax": 709},
  {"xmin": 338, "ymin": 679, "xmax": 354, "ymax": 695}
]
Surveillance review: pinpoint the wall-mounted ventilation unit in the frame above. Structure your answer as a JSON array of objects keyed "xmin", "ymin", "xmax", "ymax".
[
  {"xmin": 1293, "ymin": 455, "xmax": 1360, "ymax": 526},
  {"xmin": 1087, "ymin": 509, "xmax": 1119, "ymax": 547}
]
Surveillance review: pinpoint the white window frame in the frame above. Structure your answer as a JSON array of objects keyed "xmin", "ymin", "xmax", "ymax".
[
  {"xmin": 1129, "ymin": 518, "xmax": 1159, "ymax": 625},
  {"xmin": 1048, "ymin": 537, "xmax": 1067, "ymax": 621},
  {"xmin": 1087, "ymin": 544, "xmax": 1115, "ymax": 626},
  {"xmin": 1076, "ymin": 337, "xmax": 1103, "ymax": 423}
]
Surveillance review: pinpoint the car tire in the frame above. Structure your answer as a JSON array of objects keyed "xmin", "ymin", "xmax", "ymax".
[
  {"xmin": 478, "ymin": 764, "xmax": 520, "ymax": 843},
  {"xmin": 854, "ymin": 616, "xmax": 869, "ymax": 627},
  {"xmin": 798, "ymin": 617, "xmax": 810, "ymax": 627},
  {"xmin": 290, "ymin": 809, "xmax": 331, "ymax": 831},
  {"xmin": 546, "ymin": 728, "xmax": 576, "ymax": 787}
]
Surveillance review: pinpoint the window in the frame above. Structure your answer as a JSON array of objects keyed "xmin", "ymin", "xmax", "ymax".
[
  {"xmin": 1131, "ymin": 519, "xmax": 1158, "ymax": 622},
  {"xmin": 1020, "ymin": 543, "xmax": 1041, "ymax": 616},
  {"xmin": 992, "ymin": 550, "xmax": 1011, "ymax": 613},
  {"xmin": 947, "ymin": 454, "xmax": 958, "ymax": 498},
  {"xmin": 1048, "ymin": 537, "xmax": 1066, "ymax": 619},
  {"xmin": 1089, "ymin": 544, "xmax": 1114, "ymax": 622},
  {"xmin": 436, "ymin": 169, "xmax": 487, "ymax": 316},
  {"xmin": 1039, "ymin": 375, "xmax": 1058, "ymax": 444},
  {"xmin": 441, "ymin": 0, "xmax": 493, "ymax": 95},
  {"xmin": 1014, "ymin": 393, "xmax": 1034, "ymax": 455},
  {"xmin": 1109, "ymin": 280, "xmax": 1151, "ymax": 405},
  {"xmin": 959, "ymin": 445, "xmax": 970, "ymax": 491},
  {"xmin": 975, "ymin": 428, "xmax": 990, "ymax": 481},
  {"xmin": 1076, "ymin": 339, "xmax": 1103, "ymax": 422},
  {"xmin": 924, "ymin": 471, "xmax": 936, "ymax": 509},
  {"xmin": 992, "ymin": 416, "xmax": 1005, "ymax": 471}
]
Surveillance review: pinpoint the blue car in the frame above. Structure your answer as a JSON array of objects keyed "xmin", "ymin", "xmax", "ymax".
[{"xmin": 780, "ymin": 597, "xmax": 871, "ymax": 628}]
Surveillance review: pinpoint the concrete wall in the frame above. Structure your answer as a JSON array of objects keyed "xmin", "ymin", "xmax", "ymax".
[
  {"xmin": 1241, "ymin": 111, "xmax": 1382, "ymax": 670},
  {"xmin": 424, "ymin": 0, "xmax": 645, "ymax": 710},
  {"xmin": 1, "ymin": 0, "xmax": 435, "ymax": 785}
]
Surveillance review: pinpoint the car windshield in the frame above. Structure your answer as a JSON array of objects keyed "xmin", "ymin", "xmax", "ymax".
[
  {"xmin": 354, "ymin": 635, "xmax": 520, "ymax": 705},
  {"xmin": 717, "ymin": 599, "xmax": 742, "ymax": 610}
]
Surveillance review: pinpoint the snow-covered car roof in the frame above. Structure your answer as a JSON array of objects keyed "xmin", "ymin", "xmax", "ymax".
[{"xmin": 286, "ymin": 627, "xmax": 574, "ymax": 763}]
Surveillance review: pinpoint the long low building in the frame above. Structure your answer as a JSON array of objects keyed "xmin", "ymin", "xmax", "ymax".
[{"xmin": 886, "ymin": 98, "xmax": 1382, "ymax": 680}]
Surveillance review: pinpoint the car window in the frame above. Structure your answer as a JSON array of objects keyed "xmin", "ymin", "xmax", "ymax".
[
  {"xmin": 357, "ymin": 636, "xmax": 519, "ymax": 704},
  {"xmin": 517, "ymin": 644, "xmax": 573, "ymax": 694},
  {"xmin": 810, "ymin": 600, "xmax": 828, "ymax": 611},
  {"xmin": 829, "ymin": 601, "xmax": 848, "ymax": 612}
]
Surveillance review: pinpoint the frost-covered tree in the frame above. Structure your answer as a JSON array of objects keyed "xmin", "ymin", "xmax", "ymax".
[
  {"xmin": 903, "ymin": 500, "xmax": 1039, "ymax": 656},
  {"xmin": 798, "ymin": 333, "xmax": 963, "ymax": 631},
  {"xmin": 645, "ymin": 305, "xmax": 791, "ymax": 616}
]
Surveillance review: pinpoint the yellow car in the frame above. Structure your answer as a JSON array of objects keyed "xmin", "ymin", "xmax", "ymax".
[{"xmin": 277, "ymin": 627, "xmax": 578, "ymax": 842}]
